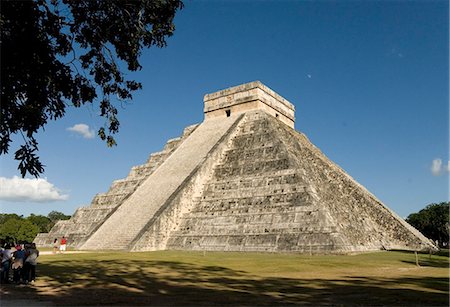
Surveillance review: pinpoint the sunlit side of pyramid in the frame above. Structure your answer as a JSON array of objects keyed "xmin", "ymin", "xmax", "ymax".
[{"xmin": 35, "ymin": 81, "xmax": 434, "ymax": 253}]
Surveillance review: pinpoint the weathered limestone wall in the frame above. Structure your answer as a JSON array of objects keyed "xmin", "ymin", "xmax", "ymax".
[{"xmin": 34, "ymin": 124, "xmax": 198, "ymax": 248}]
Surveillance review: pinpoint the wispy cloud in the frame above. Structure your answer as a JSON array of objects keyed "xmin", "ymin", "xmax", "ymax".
[
  {"xmin": 431, "ymin": 158, "xmax": 450, "ymax": 176},
  {"xmin": 0, "ymin": 176, "xmax": 69, "ymax": 202},
  {"xmin": 67, "ymin": 123, "xmax": 95, "ymax": 139},
  {"xmin": 389, "ymin": 47, "xmax": 404, "ymax": 58}
]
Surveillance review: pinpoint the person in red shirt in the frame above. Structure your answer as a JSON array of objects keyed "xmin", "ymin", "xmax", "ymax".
[{"xmin": 59, "ymin": 236, "xmax": 67, "ymax": 253}]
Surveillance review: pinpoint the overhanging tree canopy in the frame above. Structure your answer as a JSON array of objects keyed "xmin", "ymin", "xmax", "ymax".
[{"xmin": 1, "ymin": 0, "xmax": 183, "ymax": 177}]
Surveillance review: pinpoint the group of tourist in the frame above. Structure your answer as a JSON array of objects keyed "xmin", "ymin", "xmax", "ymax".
[
  {"xmin": 53, "ymin": 236, "xmax": 67, "ymax": 253},
  {"xmin": 0, "ymin": 237, "xmax": 69, "ymax": 285},
  {"xmin": 0, "ymin": 242, "xmax": 39, "ymax": 284}
]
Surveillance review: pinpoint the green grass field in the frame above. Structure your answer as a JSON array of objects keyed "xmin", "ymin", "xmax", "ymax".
[{"xmin": 1, "ymin": 250, "xmax": 448, "ymax": 306}]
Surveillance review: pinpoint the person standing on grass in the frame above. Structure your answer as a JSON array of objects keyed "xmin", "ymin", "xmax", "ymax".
[
  {"xmin": 60, "ymin": 236, "xmax": 67, "ymax": 253},
  {"xmin": 12, "ymin": 245, "xmax": 25, "ymax": 283},
  {"xmin": 53, "ymin": 238, "xmax": 59, "ymax": 254},
  {"xmin": 24, "ymin": 243, "xmax": 39, "ymax": 283},
  {"xmin": 1, "ymin": 244, "xmax": 12, "ymax": 283}
]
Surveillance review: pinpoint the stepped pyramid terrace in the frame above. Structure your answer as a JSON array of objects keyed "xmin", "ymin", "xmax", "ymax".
[{"xmin": 34, "ymin": 81, "xmax": 435, "ymax": 253}]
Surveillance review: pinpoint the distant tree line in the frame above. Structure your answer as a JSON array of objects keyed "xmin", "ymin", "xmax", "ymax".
[
  {"xmin": 406, "ymin": 202, "xmax": 449, "ymax": 248},
  {"xmin": 0, "ymin": 211, "xmax": 70, "ymax": 244}
]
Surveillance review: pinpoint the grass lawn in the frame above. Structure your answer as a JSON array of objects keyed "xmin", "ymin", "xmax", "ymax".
[{"xmin": 1, "ymin": 250, "xmax": 448, "ymax": 306}]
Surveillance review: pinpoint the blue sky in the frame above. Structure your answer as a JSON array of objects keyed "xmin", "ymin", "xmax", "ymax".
[{"xmin": 0, "ymin": 0, "xmax": 448, "ymax": 219}]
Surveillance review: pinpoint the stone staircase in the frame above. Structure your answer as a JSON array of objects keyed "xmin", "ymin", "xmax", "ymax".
[
  {"xmin": 165, "ymin": 112, "xmax": 339, "ymax": 252},
  {"xmin": 80, "ymin": 115, "xmax": 243, "ymax": 250},
  {"xmin": 34, "ymin": 124, "xmax": 198, "ymax": 248}
]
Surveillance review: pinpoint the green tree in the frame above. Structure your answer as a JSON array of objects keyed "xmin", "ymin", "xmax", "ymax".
[
  {"xmin": 47, "ymin": 210, "xmax": 71, "ymax": 222},
  {"xmin": 27, "ymin": 214, "xmax": 52, "ymax": 232},
  {"xmin": 0, "ymin": 213, "xmax": 23, "ymax": 224},
  {"xmin": 0, "ymin": 218, "xmax": 40, "ymax": 243},
  {"xmin": 406, "ymin": 202, "xmax": 449, "ymax": 247},
  {"xmin": 1, "ymin": 0, "xmax": 183, "ymax": 177}
]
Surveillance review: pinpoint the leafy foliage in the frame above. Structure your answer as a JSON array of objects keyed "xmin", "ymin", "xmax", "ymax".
[
  {"xmin": 27, "ymin": 214, "xmax": 53, "ymax": 232},
  {"xmin": 47, "ymin": 210, "xmax": 71, "ymax": 222},
  {"xmin": 0, "ymin": 211, "xmax": 70, "ymax": 243},
  {"xmin": 0, "ymin": 213, "xmax": 23, "ymax": 224},
  {"xmin": 1, "ymin": 0, "xmax": 183, "ymax": 177},
  {"xmin": 0, "ymin": 219, "xmax": 40, "ymax": 243},
  {"xmin": 406, "ymin": 202, "xmax": 449, "ymax": 246}
]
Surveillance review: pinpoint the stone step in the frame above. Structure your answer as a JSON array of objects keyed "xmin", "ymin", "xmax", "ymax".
[
  {"xmin": 166, "ymin": 233, "xmax": 339, "ymax": 252},
  {"xmin": 173, "ymin": 224, "xmax": 336, "ymax": 235},
  {"xmin": 108, "ymin": 179, "xmax": 142, "ymax": 193},
  {"xmin": 192, "ymin": 207, "xmax": 319, "ymax": 219},
  {"xmin": 189, "ymin": 199, "xmax": 314, "ymax": 212},
  {"xmin": 163, "ymin": 137, "xmax": 182, "ymax": 151},
  {"xmin": 202, "ymin": 183, "xmax": 306, "ymax": 195},
  {"xmin": 182, "ymin": 124, "xmax": 199, "ymax": 136},
  {"xmin": 175, "ymin": 215, "xmax": 326, "ymax": 229},
  {"xmin": 221, "ymin": 145, "xmax": 287, "ymax": 162},
  {"xmin": 206, "ymin": 169, "xmax": 300, "ymax": 184},
  {"xmin": 91, "ymin": 194, "xmax": 128, "ymax": 206},
  {"xmin": 213, "ymin": 159, "xmax": 292, "ymax": 179},
  {"xmin": 199, "ymin": 189, "xmax": 312, "ymax": 202}
]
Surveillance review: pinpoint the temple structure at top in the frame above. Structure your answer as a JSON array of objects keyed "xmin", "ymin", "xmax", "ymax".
[{"xmin": 204, "ymin": 81, "xmax": 295, "ymax": 128}]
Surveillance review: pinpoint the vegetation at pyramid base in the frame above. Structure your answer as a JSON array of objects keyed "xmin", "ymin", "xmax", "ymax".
[
  {"xmin": 0, "ymin": 211, "xmax": 70, "ymax": 243},
  {"xmin": 406, "ymin": 202, "xmax": 449, "ymax": 247},
  {"xmin": 0, "ymin": 0, "xmax": 183, "ymax": 178}
]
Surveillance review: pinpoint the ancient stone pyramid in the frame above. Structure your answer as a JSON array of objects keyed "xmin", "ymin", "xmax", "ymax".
[{"xmin": 35, "ymin": 81, "xmax": 434, "ymax": 253}]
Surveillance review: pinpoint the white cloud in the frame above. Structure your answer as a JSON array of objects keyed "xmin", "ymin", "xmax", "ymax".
[
  {"xmin": 0, "ymin": 176, "xmax": 68, "ymax": 202},
  {"xmin": 431, "ymin": 158, "xmax": 442, "ymax": 176},
  {"xmin": 67, "ymin": 123, "xmax": 95, "ymax": 139},
  {"xmin": 431, "ymin": 158, "xmax": 450, "ymax": 176}
]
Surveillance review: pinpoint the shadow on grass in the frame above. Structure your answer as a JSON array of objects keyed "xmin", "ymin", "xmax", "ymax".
[
  {"xmin": 401, "ymin": 258, "xmax": 450, "ymax": 268},
  {"xmin": 1, "ymin": 259, "xmax": 448, "ymax": 306},
  {"xmin": 436, "ymin": 249, "xmax": 450, "ymax": 257},
  {"xmin": 399, "ymin": 250, "xmax": 450, "ymax": 268}
]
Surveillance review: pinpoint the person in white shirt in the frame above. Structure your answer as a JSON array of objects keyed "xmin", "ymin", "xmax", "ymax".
[
  {"xmin": 1, "ymin": 244, "xmax": 13, "ymax": 283},
  {"xmin": 24, "ymin": 243, "xmax": 39, "ymax": 283}
]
